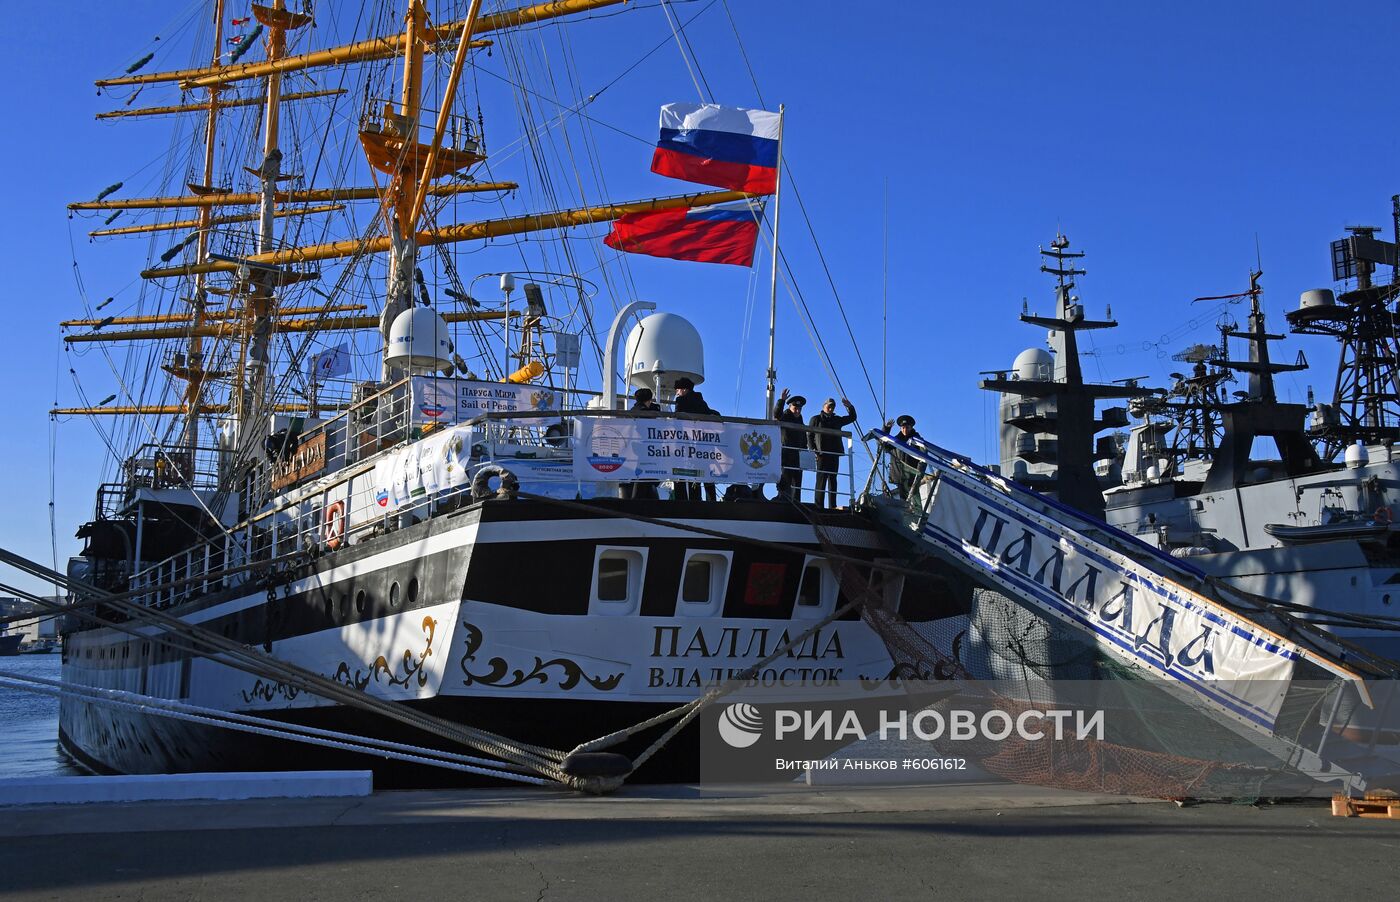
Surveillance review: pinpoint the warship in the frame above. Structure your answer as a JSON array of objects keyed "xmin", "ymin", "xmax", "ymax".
[{"xmin": 985, "ymin": 220, "xmax": 1400, "ymax": 659}]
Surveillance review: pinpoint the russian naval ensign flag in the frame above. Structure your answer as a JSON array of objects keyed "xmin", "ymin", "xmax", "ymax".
[{"xmin": 651, "ymin": 102, "xmax": 781, "ymax": 194}]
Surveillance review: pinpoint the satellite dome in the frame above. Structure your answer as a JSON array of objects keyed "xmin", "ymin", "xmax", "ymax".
[
  {"xmin": 1299, "ymin": 288, "xmax": 1336, "ymax": 310},
  {"xmin": 1012, "ymin": 347, "xmax": 1053, "ymax": 381},
  {"xmin": 385, "ymin": 306, "xmax": 452, "ymax": 373},
  {"xmin": 1345, "ymin": 441, "xmax": 1370, "ymax": 469},
  {"xmin": 622, "ymin": 312, "xmax": 704, "ymax": 392}
]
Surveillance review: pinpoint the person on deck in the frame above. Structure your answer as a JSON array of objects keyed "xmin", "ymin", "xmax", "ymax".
[
  {"xmin": 631, "ymin": 387, "xmax": 661, "ymax": 413},
  {"xmin": 886, "ymin": 414, "xmax": 925, "ymax": 500},
  {"xmin": 672, "ymin": 377, "xmax": 719, "ymax": 501},
  {"xmin": 774, "ymin": 389, "xmax": 807, "ymax": 502},
  {"xmin": 624, "ymin": 389, "xmax": 662, "ymax": 500},
  {"xmin": 808, "ymin": 397, "xmax": 857, "ymax": 508}
]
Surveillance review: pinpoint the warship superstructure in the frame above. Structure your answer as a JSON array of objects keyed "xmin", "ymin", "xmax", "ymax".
[{"xmin": 988, "ymin": 220, "xmax": 1400, "ymax": 658}]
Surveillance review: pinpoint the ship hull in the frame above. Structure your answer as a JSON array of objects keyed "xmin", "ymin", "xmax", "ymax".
[{"xmin": 58, "ymin": 498, "xmax": 912, "ymax": 785}]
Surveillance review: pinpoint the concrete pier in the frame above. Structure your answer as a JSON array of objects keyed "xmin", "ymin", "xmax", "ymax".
[{"xmin": 1, "ymin": 783, "xmax": 1395, "ymax": 900}]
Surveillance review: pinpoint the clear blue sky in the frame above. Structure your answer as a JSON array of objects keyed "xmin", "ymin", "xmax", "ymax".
[{"xmin": 2, "ymin": 0, "xmax": 1398, "ymax": 591}]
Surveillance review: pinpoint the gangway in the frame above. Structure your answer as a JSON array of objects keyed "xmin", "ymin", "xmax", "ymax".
[{"xmin": 864, "ymin": 429, "xmax": 1400, "ymax": 793}]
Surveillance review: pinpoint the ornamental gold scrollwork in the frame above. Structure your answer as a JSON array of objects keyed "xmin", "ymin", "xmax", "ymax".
[
  {"xmin": 240, "ymin": 679, "xmax": 303, "ymax": 704},
  {"xmin": 459, "ymin": 621, "xmax": 623, "ymax": 691},
  {"xmin": 333, "ymin": 615, "xmax": 438, "ymax": 691}
]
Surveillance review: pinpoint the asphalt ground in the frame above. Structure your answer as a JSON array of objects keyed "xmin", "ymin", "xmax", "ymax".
[{"xmin": 2, "ymin": 784, "xmax": 1397, "ymax": 900}]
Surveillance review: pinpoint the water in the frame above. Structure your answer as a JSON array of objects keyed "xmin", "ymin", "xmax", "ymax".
[{"xmin": 0, "ymin": 655, "xmax": 82, "ymax": 778}]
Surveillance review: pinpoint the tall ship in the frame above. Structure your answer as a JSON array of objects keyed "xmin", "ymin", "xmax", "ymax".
[
  {"xmin": 45, "ymin": 1, "xmax": 908, "ymax": 787},
  {"xmin": 25, "ymin": 1, "xmax": 1400, "ymax": 798}
]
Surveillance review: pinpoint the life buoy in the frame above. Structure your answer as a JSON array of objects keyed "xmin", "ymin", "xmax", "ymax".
[
  {"xmin": 471, "ymin": 465, "xmax": 519, "ymax": 501},
  {"xmin": 1376, "ymin": 506, "xmax": 1392, "ymax": 525},
  {"xmin": 324, "ymin": 500, "xmax": 347, "ymax": 549}
]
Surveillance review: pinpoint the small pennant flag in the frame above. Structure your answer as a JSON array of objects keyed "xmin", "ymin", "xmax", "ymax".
[{"xmin": 231, "ymin": 16, "xmax": 251, "ymax": 25}]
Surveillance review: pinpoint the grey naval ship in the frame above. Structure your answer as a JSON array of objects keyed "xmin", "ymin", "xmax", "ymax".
[{"xmin": 985, "ymin": 217, "xmax": 1400, "ymax": 660}]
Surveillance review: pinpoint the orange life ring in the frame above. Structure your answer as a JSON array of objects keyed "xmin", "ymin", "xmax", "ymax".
[
  {"xmin": 1376, "ymin": 506, "xmax": 1392, "ymax": 525},
  {"xmin": 324, "ymin": 500, "xmax": 347, "ymax": 549}
]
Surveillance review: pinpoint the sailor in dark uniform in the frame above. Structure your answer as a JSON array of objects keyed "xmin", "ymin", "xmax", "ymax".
[
  {"xmin": 888, "ymin": 414, "xmax": 925, "ymax": 500},
  {"xmin": 672, "ymin": 377, "xmax": 717, "ymax": 501},
  {"xmin": 808, "ymin": 397, "xmax": 857, "ymax": 508},
  {"xmin": 624, "ymin": 388, "xmax": 662, "ymax": 499},
  {"xmin": 774, "ymin": 388, "xmax": 806, "ymax": 501}
]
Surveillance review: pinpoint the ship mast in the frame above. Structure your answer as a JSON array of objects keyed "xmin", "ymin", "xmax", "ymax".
[
  {"xmin": 381, "ymin": 0, "xmax": 429, "ymax": 382},
  {"xmin": 177, "ymin": 0, "xmax": 226, "ymax": 451},
  {"xmin": 1288, "ymin": 222, "xmax": 1400, "ymax": 458},
  {"xmin": 235, "ymin": 0, "xmax": 311, "ymax": 463},
  {"xmin": 59, "ymin": 0, "xmax": 761, "ymax": 427},
  {"xmin": 980, "ymin": 236, "xmax": 1140, "ymax": 518}
]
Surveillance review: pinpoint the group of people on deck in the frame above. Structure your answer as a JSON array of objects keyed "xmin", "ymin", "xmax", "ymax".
[
  {"xmin": 773, "ymin": 390, "xmax": 858, "ymax": 508},
  {"xmin": 624, "ymin": 380, "xmax": 922, "ymax": 507}
]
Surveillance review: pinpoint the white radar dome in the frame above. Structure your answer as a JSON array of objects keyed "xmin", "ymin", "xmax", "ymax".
[
  {"xmin": 1299, "ymin": 289, "xmax": 1336, "ymax": 310},
  {"xmin": 622, "ymin": 312, "xmax": 704, "ymax": 392},
  {"xmin": 1012, "ymin": 347, "xmax": 1053, "ymax": 381},
  {"xmin": 385, "ymin": 306, "xmax": 452, "ymax": 372}
]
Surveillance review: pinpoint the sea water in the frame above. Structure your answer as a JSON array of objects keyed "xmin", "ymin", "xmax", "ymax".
[{"xmin": 0, "ymin": 655, "xmax": 81, "ymax": 778}]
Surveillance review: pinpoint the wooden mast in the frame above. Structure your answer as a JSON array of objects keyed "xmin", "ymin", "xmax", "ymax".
[
  {"xmin": 378, "ymin": 0, "xmax": 429, "ymax": 381},
  {"xmin": 180, "ymin": 0, "xmax": 226, "ymax": 449},
  {"xmin": 237, "ymin": 0, "xmax": 310, "ymax": 468}
]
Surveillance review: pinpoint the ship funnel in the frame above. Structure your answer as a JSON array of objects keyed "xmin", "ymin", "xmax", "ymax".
[
  {"xmin": 623, "ymin": 312, "xmax": 705, "ymax": 395},
  {"xmin": 385, "ymin": 306, "xmax": 452, "ymax": 373}
]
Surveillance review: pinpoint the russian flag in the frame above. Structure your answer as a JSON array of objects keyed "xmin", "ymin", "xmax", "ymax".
[
  {"xmin": 604, "ymin": 199, "xmax": 764, "ymax": 266},
  {"xmin": 651, "ymin": 103, "xmax": 780, "ymax": 194}
]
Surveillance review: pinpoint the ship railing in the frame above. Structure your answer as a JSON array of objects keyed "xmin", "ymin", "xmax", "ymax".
[
  {"xmin": 359, "ymin": 97, "xmax": 481, "ymax": 153},
  {"xmin": 863, "ymin": 431, "xmax": 936, "ymax": 513},
  {"xmin": 119, "ymin": 443, "xmax": 221, "ymax": 500},
  {"xmin": 126, "ymin": 405, "xmax": 859, "ymax": 611},
  {"xmin": 462, "ymin": 408, "xmax": 860, "ymax": 506},
  {"xmin": 259, "ymin": 379, "xmax": 616, "ymax": 500}
]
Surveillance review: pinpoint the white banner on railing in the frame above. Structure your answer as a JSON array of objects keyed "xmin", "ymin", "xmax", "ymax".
[
  {"xmin": 410, "ymin": 376, "xmax": 560, "ymax": 425},
  {"xmin": 573, "ymin": 417, "xmax": 781, "ymax": 483},
  {"xmin": 921, "ymin": 469, "xmax": 1297, "ymax": 728}
]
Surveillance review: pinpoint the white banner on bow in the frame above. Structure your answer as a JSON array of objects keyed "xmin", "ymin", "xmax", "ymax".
[
  {"xmin": 573, "ymin": 416, "xmax": 780, "ymax": 483},
  {"xmin": 410, "ymin": 376, "xmax": 560, "ymax": 425}
]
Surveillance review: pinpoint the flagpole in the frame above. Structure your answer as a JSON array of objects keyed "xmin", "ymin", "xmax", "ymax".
[{"xmin": 763, "ymin": 104, "xmax": 785, "ymax": 420}]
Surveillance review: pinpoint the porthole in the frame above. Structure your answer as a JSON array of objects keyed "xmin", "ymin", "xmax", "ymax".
[
  {"xmin": 338, "ymin": 593, "xmax": 350, "ymax": 621},
  {"xmin": 389, "ymin": 581, "xmax": 401, "ymax": 608},
  {"xmin": 407, "ymin": 577, "xmax": 419, "ymax": 605},
  {"xmin": 355, "ymin": 590, "xmax": 367, "ymax": 615}
]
